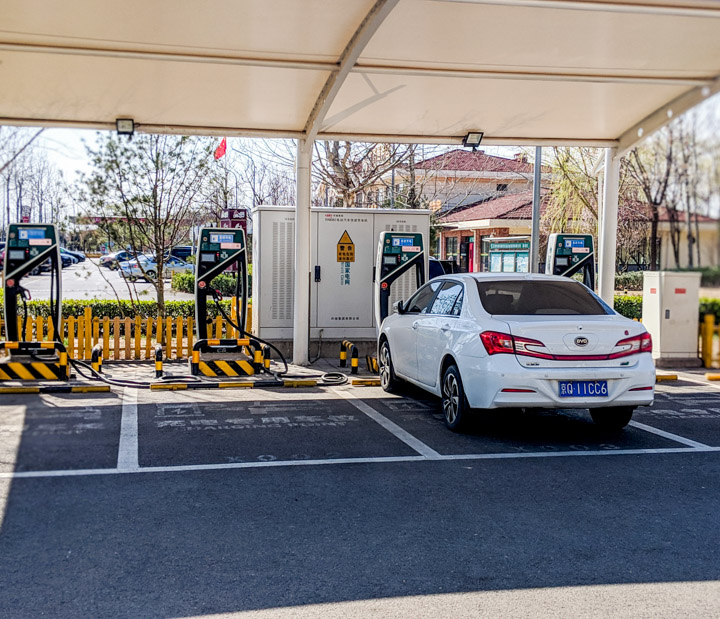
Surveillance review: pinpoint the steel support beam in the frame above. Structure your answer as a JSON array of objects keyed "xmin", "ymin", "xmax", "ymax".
[
  {"xmin": 435, "ymin": 0, "xmax": 720, "ymax": 19},
  {"xmin": 530, "ymin": 146, "xmax": 542, "ymax": 273},
  {"xmin": 617, "ymin": 74, "xmax": 720, "ymax": 155},
  {"xmin": 598, "ymin": 148, "xmax": 620, "ymax": 305}
]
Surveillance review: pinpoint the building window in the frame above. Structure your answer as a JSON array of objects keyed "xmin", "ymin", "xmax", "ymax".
[
  {"xmin": 496, "ymin": 183, "xmax": 508, "ymax": 192},
  {"xmin": 445, "ymin": 236, "xmax": 459, "ymax": 262}
]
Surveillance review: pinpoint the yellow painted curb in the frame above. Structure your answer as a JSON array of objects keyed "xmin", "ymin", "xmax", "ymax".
[
  {"xmin": 71, "ymin": 385, "xmax": 111, "ymax": 393},
  {"xmin": 704, "ymin": 373, "xmax": 720, "ymax": 381},
  {"xmin": 150, "ymin": 383, "xmax": 188, "ymax": 390},
  {"xmin": 283, "ymin": 379, "xmax": 318, "ymax": 388},
  {"xmin": 351, "ymin": 378, "xmax": 382, "ymax": 386},
  {"xmin": 656, "ymin": 374, "xmax": 678, "ymax": 382}
]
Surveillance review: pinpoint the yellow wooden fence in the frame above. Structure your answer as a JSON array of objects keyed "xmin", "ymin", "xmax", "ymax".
[{"xmin": 0, "ymin": 299, "xmax": 251, "ymax": 361}]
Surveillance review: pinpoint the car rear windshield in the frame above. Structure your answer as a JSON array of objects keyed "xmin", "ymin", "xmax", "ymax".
[{"xmin": 476, "ymin": 280, "xmax": 611, "ymax": 315}]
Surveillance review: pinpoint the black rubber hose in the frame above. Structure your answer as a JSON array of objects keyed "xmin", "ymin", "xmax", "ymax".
[{"xmin": 210, "ymin": 292, "xmax": 348, "ymax": 385}]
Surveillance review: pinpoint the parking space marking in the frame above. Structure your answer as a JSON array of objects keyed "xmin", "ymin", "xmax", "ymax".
[
  {"xmin": 332, "ymin": 388, "xmax": 442, "ymax": 459},
  {"xmin": 117, "ymin": 388, "xmax": 139, "ymax": 471},
  {"xmin": 2, "ymin": 445, "xmax": 718, "ymax": 479},
  {"xmin": 629, "ymin": 420, "xmax": 713, "ymax": 448},
  {"xmin": 668, "ymin": 373, "xmax": 720, "ymax": 392}
]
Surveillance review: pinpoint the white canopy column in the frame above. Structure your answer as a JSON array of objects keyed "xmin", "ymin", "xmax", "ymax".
[
  {"xmin": 293, "ymin": 139, "xmax": 312, "ymax": 365},
  {"xmin": 598, "ymin": 148, "xmax": 620, "ymax": 305}
]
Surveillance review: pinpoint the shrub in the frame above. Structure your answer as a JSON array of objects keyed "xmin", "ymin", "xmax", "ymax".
[
  {"xmin": 613, "ymin": 295, "xmax": 642, "ymax": 320},
  {"xmin": 699, "ymin": 298, "xmax": 720, "ymax": 323},
  {"xmin": 614, "ymin": 272, "xmax": 643, "ymax": 291},
  {"xmin": 21, "ymin": 298, "xmax": 233, "ymax": 320},
  {"xmin": 171, "ymin": 272, "xmax": 251, "ymax": 297}
]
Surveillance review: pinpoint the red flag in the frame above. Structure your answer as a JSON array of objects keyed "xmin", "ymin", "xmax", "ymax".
[{"xmin": 214, "ymin": 137, "xmax": 227, "ymax": 160}]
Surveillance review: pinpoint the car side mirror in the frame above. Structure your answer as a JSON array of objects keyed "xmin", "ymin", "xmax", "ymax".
[{"xmin": 393, "ymin": 300, "xmax": 405, "ymax": 314}]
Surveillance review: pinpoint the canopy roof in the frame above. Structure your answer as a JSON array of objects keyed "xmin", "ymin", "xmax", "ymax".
[{"xmin": 1, "ymin": 0, "xmax": 720, "ymax": 152}]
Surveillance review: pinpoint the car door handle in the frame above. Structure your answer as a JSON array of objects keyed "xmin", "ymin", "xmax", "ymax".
[
  {"xmin": 412, "ymin": 321, "xmax": 419, "ymax": 330},
  {"xmin": 441, "ymin": 324, "xmax": 451, "ymax": 332}
]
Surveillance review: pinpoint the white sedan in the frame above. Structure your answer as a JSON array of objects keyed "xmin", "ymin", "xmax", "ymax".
[{"xmin": 378, "ymin": 273, "xmax": 655, "ymax": 432}]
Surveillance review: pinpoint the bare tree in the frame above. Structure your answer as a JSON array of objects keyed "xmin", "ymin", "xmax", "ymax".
[{"xmin": 81, "ymin": 133, "xmax": 214, "ymax": 316}]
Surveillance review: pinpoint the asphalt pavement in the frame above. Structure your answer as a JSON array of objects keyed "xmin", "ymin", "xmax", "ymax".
[{"xmin": 0, "ymin": 368, "xmax": 719, "ymax": 617}]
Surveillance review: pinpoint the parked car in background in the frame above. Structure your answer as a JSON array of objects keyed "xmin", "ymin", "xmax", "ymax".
[
  {"xmin": 100, "ymin": 250, "xmax": 138, "ymax": 270},
  {"xmin": 378, "ymin": 273, "xmax": 654, "ymax": 432},
  {"xmin": 59, "ymin": 247, "xmax": 78, "ymax": 265},
  {"xmin": 429, "ymin": 257, "xmax": 460, "ymax": 278},
  {"xmin": 62, "ymin": 248, "xmax": 86, "ymax": 262},
  {"xmin": 118, "ymin": 255, "xmax": 193, "ymax": 282},
  {"xmin": 165, "ymin": 246, "xmax": 193, "ymax": 261}
]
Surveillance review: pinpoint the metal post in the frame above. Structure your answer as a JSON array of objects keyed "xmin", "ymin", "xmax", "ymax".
[
  {"xmin": 530, "ymin": 146, "xmax": 542, "ymax": 273},
  {"xmin": 598, "ymin": 148, "xmax": 620, "ymax": 305},
  {"xmin": 293, "ymin": 139, "xmax": 312, "ymax": 365}
]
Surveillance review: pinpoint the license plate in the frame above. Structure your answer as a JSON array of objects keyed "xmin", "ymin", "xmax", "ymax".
[{"xmin": 558, "ymin": 380, "xmax": 608, "ymax": 398}]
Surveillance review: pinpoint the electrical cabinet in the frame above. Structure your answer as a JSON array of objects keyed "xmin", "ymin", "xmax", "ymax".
[
  {"xmin": 641, "ymin": 271, "xmax": 701, "ymax": 365},
  {"xmin": 252, "ymin": 206, "xmax": 430, "ymax": 341}
]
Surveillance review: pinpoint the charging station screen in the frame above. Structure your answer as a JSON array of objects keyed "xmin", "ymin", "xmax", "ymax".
[
  {"xmin": 200, "ymin": 252, "xmax": 216, "ymax": 263},
  {"xmin": 383, "ymin": 256, "xmax": 396, "ymax": 265},
  {"xmin": 392, "ymin": 237, "xmax": 415, "ymax": 247},
  {"xmin": 8, "ymin": 250, "xmax": 25, "ymax": 260},
  {"xmin": 18, "ymin": 229, "xmax": 45, "ymax": 240},
  {"xmin": 210, "ymin": 233, "xmax": 235, "ymax": 245}
]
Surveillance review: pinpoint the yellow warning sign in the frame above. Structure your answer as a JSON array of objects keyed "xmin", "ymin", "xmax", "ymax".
[{"xmin": 337, "ymin": 230, "xmax": 355, "ymax": 262}]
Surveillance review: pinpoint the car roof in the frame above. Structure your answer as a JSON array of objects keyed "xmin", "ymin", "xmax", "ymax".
[{"xmin": 440, "ymin": 272, "xmax": 584, "ymax": 285}]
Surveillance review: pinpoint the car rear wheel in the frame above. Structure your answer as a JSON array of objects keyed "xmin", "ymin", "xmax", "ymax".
[
  {"xmin": 145, "ymin": 270, "xmax": 157, "ymax": 281},
  {"xmin": 590, "ymin": 406, "xmax": 634, "ymax": 430},
  {"xmin": 442, "ymin": 364, "xmax": 469, "ymax": 432},
  {"xmin": 379, "ymin": 340, "xmax": 399, "ymax": 393}
]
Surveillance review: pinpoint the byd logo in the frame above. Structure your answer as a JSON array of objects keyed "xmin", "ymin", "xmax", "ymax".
[{"xmin": 574, "ymin": 337, "xmax": 589, "ymax": 347}]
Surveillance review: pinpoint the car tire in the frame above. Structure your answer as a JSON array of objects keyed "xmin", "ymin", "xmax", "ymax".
[
  {"xmin": 590, "ymin": 406, "xmax": 634, "ymax": 430},
  {"xmin": 145, "ymin": 270, "xmax": 157, "ymax": 281},
  {"xmin": 379, "ymin": 339, "xmax": 400, "ymax": 393},
  {"xmin": 442, "ymin": 364, "xmax": 470, "ymax": 432}
]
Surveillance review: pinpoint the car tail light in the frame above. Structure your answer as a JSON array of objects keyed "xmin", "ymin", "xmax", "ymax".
[
  {"xmin": 480, "ymin": 331, "xmax": 552, "ymax": 359},
  {"xmin": 609, "ymin": 332, "xmax": 652, "ymax": 359},
  {"xmin": 480, "ymin": 331, "xmax": 515, "ymax": 355}
]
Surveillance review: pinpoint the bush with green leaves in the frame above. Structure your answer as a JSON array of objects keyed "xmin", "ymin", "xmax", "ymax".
[
  {"xmin": 171, "ymin": 272, "xmax": 251, "ymax": 297},
  {"xmin": 612, "ymin": 295, "xmax": 642, "ymax": 320},
  {"xmin": 22, "ymin": 298, "xmax": 232, "ymax": 319},
  {"xmin": 614, "ymin": 272, "xmax": 644, "ymax": 291}
]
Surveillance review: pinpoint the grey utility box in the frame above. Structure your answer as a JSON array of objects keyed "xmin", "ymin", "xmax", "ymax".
[{"xmin": 641, "ymin": 271, "xmax": 701, "ymax": 367}]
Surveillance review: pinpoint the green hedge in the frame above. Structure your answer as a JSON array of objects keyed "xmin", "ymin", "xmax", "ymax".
[
  {"xmin": 613, "ymin": 295, "xmax": 642, "ymax": 320},
  {"xmin": 22, "ymin": 298, "xmax": 232, "ymax": 319},
  {"xmin": 699, "ymin": 298, "xmax": 720, "ymax": 323},
  {"xmin": 614, "ymin": 272, "xmax": 644, "ymax": 291},
  {"xmin": 171, "ymin": 272, "xmax": 250, "ymax": 297}
]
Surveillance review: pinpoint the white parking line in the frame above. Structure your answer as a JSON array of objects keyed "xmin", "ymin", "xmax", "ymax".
[
  {"xmin": 629, "ymin": 420, "xmax": 711, "ymax": 448},
  {"xmin": 117, "ymin": 388, "xmax": 139, "ymax": 471},
  {"xmin": 332, "ymin": 388, "xmax": 443, "ymax": 459},
  {"xmin": 1, "ymin": 445, "xmax": 718, "ymax": 479}
]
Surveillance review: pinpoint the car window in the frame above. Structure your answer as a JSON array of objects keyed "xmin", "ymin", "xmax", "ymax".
[
  {"xmin": 405, "ymin": 281, "xmax": 442, "ymax": 314},
  {"xmin": 476, "ymin": 279, "xmax": 610, "ymax": 315},
  {"xmin": 430, "ymin": 282, "xmax": 463, "ymax": 315}
]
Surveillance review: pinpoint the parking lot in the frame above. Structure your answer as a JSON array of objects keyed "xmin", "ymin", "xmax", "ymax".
[{"xmin": 1, "ymin": 370, "xmax": 720, "ymax": 617}]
